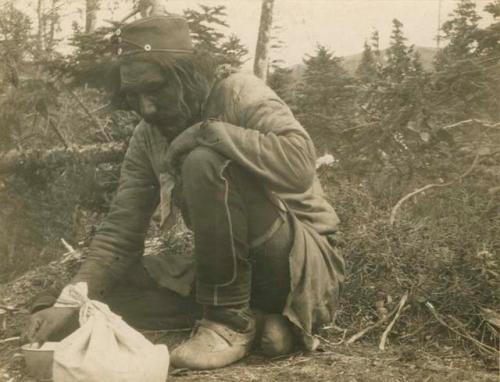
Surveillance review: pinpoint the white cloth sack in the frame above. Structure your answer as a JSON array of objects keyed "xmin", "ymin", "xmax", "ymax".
[{"xmin": 52, "ymin": 282, "xmax": 169, "ymax": 382}]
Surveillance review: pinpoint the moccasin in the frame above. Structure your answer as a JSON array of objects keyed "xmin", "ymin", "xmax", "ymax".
[{"xmin": 170, "ymin": 319, "xmax": 255, "ymax": 370}]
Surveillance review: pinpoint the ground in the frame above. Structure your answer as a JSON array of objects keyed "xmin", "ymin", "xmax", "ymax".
[
  {"xmin": 1, "ymin": 336, "xmax": 498, "ymax": 381},
  {"xmin": 0, "ymin": 312, "xmax": 498, "ymax": 381},
  {"xmin": 0, "ymin": 243, "xmax": 498, "ymax": 381}
]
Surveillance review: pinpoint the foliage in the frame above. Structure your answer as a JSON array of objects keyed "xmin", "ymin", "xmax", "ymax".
[
  {"xmin": 356, "ymin": 41, "xmax": 379, "ymax": 83},
  {"xmin": 268, "ymin": 66, "xmax": 295, "ymax": 105},
  {"xmin": 64, "ymin": 24, "xmax": 118, "ymax": 89},
  {"xmin": 433, "ymin": 0, "xmax": 500, "ymax": 120},
  {"xmin": 342, "ymin": 20, "xmax": 438, "ymax": 203},
  {"xmin": 327, "ymin": 173, "xmax": 499, "ymax": 360},
  {"xmin": 0, "ymin": 4, "xmax": 33, "ymax": 87},
  {"xmin": 218, "ymin": 34, "xmax": 249, "ymax": 68},
  {"xmin": 296, "ymin": 45, "xmax": 357, "ymax": 151},
  {"xmin": 384, "ymin": 19, "xmax": 414, "ymax": 82},
  {"xmin": 268, "ymin": 22, "xmax": 296, "ymax": 106},
  {"xmin": 183, "ymin": 5, "xmax": 248, "ymax": 68},
  {"xmin": 64, "ymin": 4, "xmax": 249, "ymax": 90}
]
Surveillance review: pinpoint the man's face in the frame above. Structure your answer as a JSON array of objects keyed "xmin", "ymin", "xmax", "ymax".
[{"xmin": 120, "ymin": 60, "xmax": 188, "ymax": 139}]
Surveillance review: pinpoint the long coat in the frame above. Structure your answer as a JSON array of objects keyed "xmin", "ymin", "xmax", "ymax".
[{"xmin": 71, "ymin": 72, "xmax": 345, "ymax": 349}]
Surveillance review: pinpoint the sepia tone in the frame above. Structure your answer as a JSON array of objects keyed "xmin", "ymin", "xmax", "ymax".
[{"xmin": 0, "ymin": 0, "xmax": 499, "ymax": 381}]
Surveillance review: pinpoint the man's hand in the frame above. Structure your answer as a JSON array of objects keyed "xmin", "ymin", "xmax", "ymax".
[
  {"xmin": 23, "ymin": 306, "xmax": 79, "ymax": 345},
  {"xmin": 164, "ymin": 122, "xmax": 204, "ymax": 174}
]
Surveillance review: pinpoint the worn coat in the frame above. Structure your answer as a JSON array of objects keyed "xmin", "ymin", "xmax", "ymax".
[{"xmin": 71, "ymin": 72, "xmax": 345, "ymax": 348}]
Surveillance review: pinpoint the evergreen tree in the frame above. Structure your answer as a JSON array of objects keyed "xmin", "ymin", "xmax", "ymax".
[
  {"xmin": 411, "ymin": 51, "xmax": 424, "ymax": 74},
  {"xmin": 296, "ymin": 45, "xmax": 356, "ymax": 149},
  {"xmin": 484, "ymin": 0, "xmax": 500, "ymax": 17},
  {"xmin": 183, "ymin": 5, "xmax": 248, "ymax": 68},
  {"xmin": 474, "ymin": 0, "xmax": 500, "ymax": 119},
  {"xmin": 371, "ymin": 30, "xmax": 380, "ymax": 54},
  {"xmin": 356, "ymin": 41, "xmax": 378, "ymax": 82},
  {"xmin": 0, "ymin": 3, "xmax": 33, "ymax": 87},
  {"xmin": 0, "ymin": 4, "xmax": 34, "ymax": 149},
  {"xmin": 268, "ymin": 66, "xmax": 294, "ymax": 104},
  {"xmin": 183, "ymin": 5, "xmax": 227, "ymax": 54},
  {"xmin": 66, "ymin": 4, "xmax": 249, "ymax": 89},
  {"xmin": 219, "ymin": 34, "xmax": 249, "ymax": 68},
  {"xmin": 433, "ymin": 0, "xmax": 499, "ymax": 119},
  {"xmin": 477, "ymin": 1, "xmax": 500, "ymax": 57},
  {"xmin": 267, "ymin": 22, "xmax": 295, "ymax": 104},
  {"xmin": 384, "ymin": 19, "xmax": 413, "ymax": 82},
  {"xmin": 435, "ymin": 0, "xmax": 480, "ymax": 67},
  {"xmin": 362, "ymin": 20, "xmax": 424, "ymax": 120},
  {"xmin": 349, "ymin": 19, "xmax": 432, "ymax": 188}
]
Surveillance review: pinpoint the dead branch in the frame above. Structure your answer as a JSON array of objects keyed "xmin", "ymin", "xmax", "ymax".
[
  {"xmin": 440, "ymin": 119, "xmax": 500, "ymax": 131},
  {"xmin": 317, "ymin": 330, "xmax": 347, "ymax": 347},
  {"xmin": 346, "ymin": 318, "xmax": 388, "ymax": 345},
  {"xmin": 59, "ymin": 238, "xmax": 82, "ymax": 264},
  {"xmin": 346, "ymin": 299, "xmax": 409, "ymax": 345},
  {"xmin": 379, "ymin": 292, "xmax": 408, "ymax": 350},
  {"xmin": 390, "ymin": 152, "xmax": 481, "ymax": 226},
  {"xmin": 425, "ymin": 302, "xmax": 499, "ymax": 357},
  {"xmin": 60, "ymin": 238, "xmax": 75, "ymax": 253},
  {"xmin": 0, "ymin": 142, "xmax": 126, "ymax": 174},
  {"xmin": 340, "ymin": 122, "xmax": 378, "ymax": 134},
  {"xmin": 48, "ymin": 118, "xmax": 69, "ymax": 148},
  {"xmin": 62, "ymin": 85, "xmax": 112, "ymax": 142},
  {"xmin": 0, "ymin": 336, "xmax": 20, "ymax": 344}
]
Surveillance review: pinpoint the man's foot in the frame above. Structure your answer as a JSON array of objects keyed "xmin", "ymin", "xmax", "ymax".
[{"xmin": 170, "ymin": 309, "xmax": 256, "ymax": 370}]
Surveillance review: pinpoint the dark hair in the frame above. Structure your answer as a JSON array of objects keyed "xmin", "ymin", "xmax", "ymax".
[{"xmin": 109, "ymin": 49, "xmax": 217, "ymax": 121}]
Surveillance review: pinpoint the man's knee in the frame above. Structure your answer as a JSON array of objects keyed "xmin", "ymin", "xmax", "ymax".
[{"xmin": 181, "ymin": 146, "xmax": 228, "ymax": 187}]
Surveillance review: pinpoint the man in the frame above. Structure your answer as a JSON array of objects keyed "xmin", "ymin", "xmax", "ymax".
[{"xmin": 24, "ymin": 15, "xmax": 345, "ymax": 370}]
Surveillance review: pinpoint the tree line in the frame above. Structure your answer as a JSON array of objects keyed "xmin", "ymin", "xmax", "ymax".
[{"xmin": 269, "ymin": 0, "xmax": 499, "ymax": 192}]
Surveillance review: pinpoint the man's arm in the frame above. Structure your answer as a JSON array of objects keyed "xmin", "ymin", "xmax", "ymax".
[
  {"xmin": 197, "ymin": 74, "xmax": 317, "ymax": 194},
  {"xmin": 70, "ymin": 122, "xmax": 160, "ymax": 299}
]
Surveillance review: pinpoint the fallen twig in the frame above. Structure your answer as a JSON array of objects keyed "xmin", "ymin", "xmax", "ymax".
[
  {"xmin": 340, "ymin": 121, "xmax": 378, "ymax": 134},
  {"xmin": 60, "ymin": 238, "xmax": 75, "ymax": 253},
  {"xmin": 440, "ymin": 118, "xmax": 500, "ymax": 131},
  {"xmin": 0, "ymin": 141, "xmax": 126, "ymax": 174},
  {"xmin": 0, "ymin": 336, "xmax": 20, "ymax": 344},
  {"xmin": 321, "ymin": 324, "xmax": 348, "ymax": 332},
  {"xmin": 379, "ymin": 292, "xmax": 408, "ymax": 350},
  {"xmin": 346, "ymin": 316, "xmax": 389, "ymax": 345},
  {"xmin": 425, "ymin": 302, "xmax": 499, "ymax": 356},
  {"xmin": 45, "ymin": 117, "xmax": 70, "ymax": 148},
  {"xmin": 59, "ymin": 238, "xmax": 84, "ymax": 264},
  {"xmin": 390, "ymin": 152, "xmax": 481, "ymax": 226},
  {"xmin": 316, "ymin": 331, "xmax": 346, "ymax": 347},
  {"xmin": 346, "ymin": 299, "xmax": 409, "ymax": 345}
]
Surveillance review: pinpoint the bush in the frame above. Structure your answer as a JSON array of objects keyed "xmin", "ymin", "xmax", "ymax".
[{"xmin": 324, "ymin": 170, "xmax": 499, "ymax": 359}]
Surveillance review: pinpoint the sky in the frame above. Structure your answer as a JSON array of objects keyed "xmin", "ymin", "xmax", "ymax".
[{"xmin": 10, "ymin": 0, "xmax": 497, "ymax": 68}]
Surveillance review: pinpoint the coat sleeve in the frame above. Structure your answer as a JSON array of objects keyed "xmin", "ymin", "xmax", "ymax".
[
  {"xmin": 69, "ymin": 123, "xmax": 160, "ymax": 299},
  {"xmin": 197, "ymin": 75, "xmax": 317, "ymax": 194}
]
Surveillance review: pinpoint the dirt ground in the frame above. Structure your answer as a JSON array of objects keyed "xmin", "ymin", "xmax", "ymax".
[
  {"xmin": 1, "ymin": 322, "xmax": 498, "ymax": 382},
  {"xmin": 0, "ymin": 259, "xmax": 498, "ymax": 382},
  {"xmin": 164, "ymin": 346, "xmax": 498, "ymax": 382}
]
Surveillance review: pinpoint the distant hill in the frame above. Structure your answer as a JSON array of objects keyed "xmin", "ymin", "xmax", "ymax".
[
  {"xmin": 342, "ymin": 46, "xmax": 437, "ymax": 74},
  {"xmin": 289, "ymin": 46, "xmax": 438, "ymax": 81}
]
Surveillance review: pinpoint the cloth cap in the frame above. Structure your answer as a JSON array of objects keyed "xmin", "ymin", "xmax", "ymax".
[{"xmin": 113, "ymin": 15, "xmax": 193, "ymax": 56}]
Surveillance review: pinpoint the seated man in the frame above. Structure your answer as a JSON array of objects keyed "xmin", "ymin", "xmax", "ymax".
[{"xmin": 24, "ymin": 15, "xmax": 345, "ymax": 370}]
